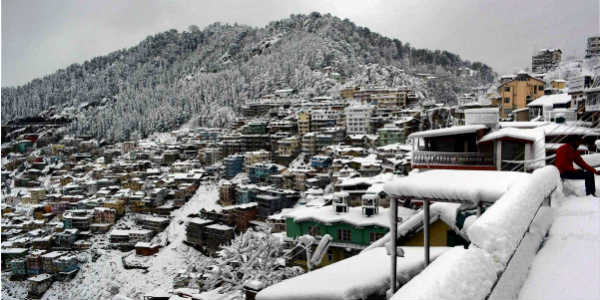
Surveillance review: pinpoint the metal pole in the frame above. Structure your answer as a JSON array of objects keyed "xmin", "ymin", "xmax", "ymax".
[
  {"xmin": 390, "ymin": 197, "xmax": 398, "ymax": 295},
  {"xmin": 424, "ymin": 199, "xmax": 430, "ymax": 265}
]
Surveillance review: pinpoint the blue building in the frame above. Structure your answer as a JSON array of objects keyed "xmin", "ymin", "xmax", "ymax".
[
  {"xmin": 310, "ymin": 155, "xmax": 332, "ymax": 169},
  {"xmin": 247, "ymin": 163, "xmax": 283, "ymax": 184},
  {"xmin": 224, "ymin": 155, "xmax": 245, "ymax": 179}
]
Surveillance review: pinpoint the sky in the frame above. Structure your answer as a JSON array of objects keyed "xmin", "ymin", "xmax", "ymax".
[{"xmin": 2, "ymin": 0, "xmax": 598, "ymax": 87}]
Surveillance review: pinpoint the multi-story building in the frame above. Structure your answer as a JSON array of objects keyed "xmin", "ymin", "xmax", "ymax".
[
  {"xmin": 310, "ymin": 109, "xmax": 339, "ymax": 132},
  {"xmin": 532, "ymin": 48, "xmax": 562, "ymax": 73},
  {"xmin": 297, "ymin": 111, "xmax": 311, "ymax": 136},
  {"xmin": 377, "ymin": 124, "xmax": 404, "ymax": 146},
  {"xmin": 494, "ymin": 72, "xmax": 545, "ymax": 118},
  {"xmin": 586, "ymin": 36, "xmax": 600, "ymax": 58},
  {"xmin": 569, "ymin": 75, "xmax": 593, "ymax": 113},
  {"xmin": 275, "ymin": 136, "xmax": 300, "ymax": 165},
  {"xmin": 345, "ymin": 104, "xmax": 374, "ymax": 135},
  {"xmin": 223, "ymin": 154, "xmax": 244, "ymax": 179},
  {"xmin": 302, "ymin": 132, "xmax": 317, "ymax": 156},
  {"xmin": 340, "ymin": 87, "xmax": 359, "ymax": 99},
  {"xmin": 244, "ymin": 150, "xmax": 271, "ymax": 171},
  {"xmin": 584, "ymin": 75, "xmax": 600, "ymax": 127}
]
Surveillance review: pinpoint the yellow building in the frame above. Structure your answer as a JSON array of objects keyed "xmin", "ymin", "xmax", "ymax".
[
  {"xmin": 277, "ymin": 136, "xmax": 300, "ymax": 158},
  {"xmin": 495, "ymin": 72, "xmax": 545, "ymax": 118},
  {"xmin": 340, "ymin": 87, "xmax": 359, "ymax": 99},
  {"xmin": 104, "ymin": 200, "xmax": 125, "ymax": 217},
  {"xmin": 297, "ymin": 111, "xmax": 311, "ymax": 136},
  {"xmin": 551, "ymin": 79, "xmax": 566, "ymax": 90}
]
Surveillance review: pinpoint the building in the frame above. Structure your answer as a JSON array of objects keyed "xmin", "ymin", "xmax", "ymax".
[
  {"xmin": 248, "ymin": 163, "xmax": 284, "ymax": 184},
  {"xmin": 185, "ymin": 217, "xmax": 215, "ymax": 248},
  {"xmin": 244, "ymin": 150, "xmax": 271, "ymax": 171},
  {"xmin": 494, "ymin": 72, "xmax": 545, "ymax": 118},
  {"xmin": 527, "ymin": 94, "xmax": 574, "ymax": 121},
  {"xmin": 345, "ymin": 104, "xmax": 374, "ymax": 135},
  {"xmin": 301, "ymin": 133, "xmax": 317, "ymax": 156},
  {"xmin": 584, "ymin": 75, "xmax": 600, "ymax": 127},
  {"xmin": 532, "ymin": 48, "xmax": 562, "ymax": 73},
  {"xmin": 284, "ymin": 202, "xmax": 415, "ymax": 268},
  {"xmin": 568, "ymin": 75, "xmax": 593, "ymax": 113},
  {"xmin": 297, "ymin": 111, "xmax": 311, "ymax": 136},
  {"xmin": 275, "ymin": 136, "xmax": 300, "ymax": 165},
  {"xmin": 219, "ymin": 180, "xmax": 237, "ymax": 205},
  {"xmin": 202, "ymin": 224, "xmax": 235, "ymax": 255},
  {"xmin": 136, "ymin": 215, "xmax": 170, "ymax": 233},
  {"xmin": 224, "ymin": 154, "xmax": 245, "ymax": 179},
  {"xmin": 310, "ymin": 109, "xmax": 338, "ymax": 132},
  {"xmin": 377, "ymin": 124, "xmax": 404, "ymax": 146},
  {"xmin": 585, "ymin": 36, "xmax": 600, "ymax": 58}
]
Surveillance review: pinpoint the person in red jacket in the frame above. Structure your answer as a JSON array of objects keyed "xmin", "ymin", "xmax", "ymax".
[{"xmin": 555, "ymin": 136, "xmax": 599, "ymax": 196}]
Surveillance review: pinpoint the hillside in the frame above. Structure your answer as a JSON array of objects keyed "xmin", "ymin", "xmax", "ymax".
[{"xmin": 1, "ymin": 12, "xmax": 495, "ymax": 142}]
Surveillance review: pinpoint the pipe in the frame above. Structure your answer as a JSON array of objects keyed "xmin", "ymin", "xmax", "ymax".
[
  {"xmin": 424, "ymin": 199, "xmax": 430, "ymax": 265},
  {"xmin": 390, "ymin": 196, "xmax": 398, "ymax": 296}
]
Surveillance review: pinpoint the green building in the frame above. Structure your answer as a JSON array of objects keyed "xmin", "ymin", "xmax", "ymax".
[
  {"xmin": 377, "ymin": 124, "xmax": 404, "ymax": 146},
  {"xmin": 284, "ymin": 199, "xmax": 415, "ymax": 268}
]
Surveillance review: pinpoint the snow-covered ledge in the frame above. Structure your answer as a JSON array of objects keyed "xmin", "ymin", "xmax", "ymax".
[{"xmin": 389, "ymin": 166, "xmax": 561, "ymax": 300}]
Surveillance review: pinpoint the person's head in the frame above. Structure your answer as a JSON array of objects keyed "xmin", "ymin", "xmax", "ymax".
[{"xmin": 565, "ymin": 135, "xmax": 584, "ymax": 148}]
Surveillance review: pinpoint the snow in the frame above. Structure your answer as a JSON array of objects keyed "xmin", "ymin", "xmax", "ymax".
[
  {"xmin": 467, "ymin": 166, "xmax": 561, "ymax": 265},
  {"xmin": 527, "ymin": 94, "xmax": 572, "ymax": 107},
  {"xmin": 390, "ymin": 247, "xmax": 497, "ymax": 300},
  {"xmin": 257, "ymin": 246, "xmax": 449, "ymax": 300},
  {"xmin": 541, "ymin": 123, "xmax": 600, "ymax": 136},
  {"xmin": 384, "ymin": 170, "xmax": 530, "ymax": 203},
  {"xmin": 38, "ymin": 184, "xmax": 220, "ymax": 300},
  {"xmin": 363, "ymin": 203, "xmax": 463, "ymax": 252},
  {"xmin": 408, "ymin": 125, "xmax": 487, "ymax": 139},
  {"xmin": 487, "ymin": 206, "xmax": 553, "ymax": 300},
  {"xmin": 478, "ymin": 128, "xmax": 537, "ymax": 143},
  {"xmin": 518, "ymin": 195, "xmax": 600, "ymax": 300},
  {"xmin": 499, "ymin": 121, "xmax": 547, "ymax": 129},
  {"xmin": 282, "ymin": 205, "xmax": 415, "ymax": 229}
]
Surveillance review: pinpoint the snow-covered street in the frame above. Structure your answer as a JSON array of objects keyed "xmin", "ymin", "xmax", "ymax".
[{"xmin": 518, "ymin": 194, "xmax": 600, "ymax": 300}]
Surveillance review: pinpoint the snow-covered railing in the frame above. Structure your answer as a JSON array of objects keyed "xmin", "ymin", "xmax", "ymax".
[
  {"xmin": 412, "ymin": 151, "xmax": 494, "ymax": 168},
  {"xmin": 389, "ymin": 166, "xmax": 561, "ymax": 300}
]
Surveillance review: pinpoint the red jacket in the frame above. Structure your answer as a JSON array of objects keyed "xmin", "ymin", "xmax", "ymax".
[{"xmin": 555, "ymin": 143, "xmax": 595, "ymax": 174}]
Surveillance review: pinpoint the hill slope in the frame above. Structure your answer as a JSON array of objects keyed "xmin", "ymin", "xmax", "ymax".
[{"xmin": 1, "ymin": 12, "xmax": 495, "ymax": 142}]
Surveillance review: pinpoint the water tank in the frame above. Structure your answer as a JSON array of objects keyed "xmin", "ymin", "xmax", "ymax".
[{"xmin": 464, "ymin": 108, "xmax": 499, "ymax": 128}]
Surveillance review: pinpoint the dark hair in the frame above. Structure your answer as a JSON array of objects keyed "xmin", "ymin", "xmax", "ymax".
[{"xmin": 564, "ymin": 135, "xmax": 584, "ymax": 144}]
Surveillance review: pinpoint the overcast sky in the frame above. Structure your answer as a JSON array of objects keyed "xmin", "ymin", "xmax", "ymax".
[{"xmin": 2, "ymin": 0, "xmax": 598, "ymax": 87}]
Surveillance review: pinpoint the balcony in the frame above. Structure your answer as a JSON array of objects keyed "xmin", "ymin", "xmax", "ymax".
[{"xmin": 412, "ymin": 151, "xmax": 495, "ymax": 170}]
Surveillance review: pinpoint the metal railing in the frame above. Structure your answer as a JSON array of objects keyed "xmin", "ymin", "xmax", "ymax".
[{"xmin": 412, "ymin": 151, "xmax": 494, "ymax": 166}]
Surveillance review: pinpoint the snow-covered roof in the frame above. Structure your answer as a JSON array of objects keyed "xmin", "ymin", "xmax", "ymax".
[
  {"xmin": 283, "ymin": 205, "xmax": 414, "ymax": 229},
  {"xmin": 478, "ymin": 128, "xmax": 537, "ymax": 144},
  {"xmin": 499, "ymin": 121, "xmax": 547, "ymax": 129},
  {"xmin": 527, "ymin": 94, "xmax": 572, "ymax": 107},
  {"xmin": 384, "ymin": 170, "xmax": 531, "ymax": 203},
  {"xmin": 257, "ymin": 247, "xmax": 449, "ymax": 300},
  {"xmin": 408, "ymin": 125, "xmax": 487, "ymax": 139},
  {"xmin": 541, "ymin": 124, "xmax": 600, "ymax": 136}
]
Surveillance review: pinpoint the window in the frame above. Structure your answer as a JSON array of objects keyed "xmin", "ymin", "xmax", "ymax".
[
  {"xmin": 327, "ymin": 249, "xmax": 334, "ymax": 262},
  {"xmin": 369, "ymin": 232, "xmax": 385, "ymax": 243},
  {"xmin": 504, "ymin": 87, "xmax": 510, "ymax": 92},
  {"xmin": 308, "ymin": 226, "xmax": 321, "ymax": 236},
  {"xmin": 504, "ymin": 97, "xmax": 510, "ymax": 103},
  {"xmin": 338, "ymin": 229, "xmax": 352, "ymax": 241}
]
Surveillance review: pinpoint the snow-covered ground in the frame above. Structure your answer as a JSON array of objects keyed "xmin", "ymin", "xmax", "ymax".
[
  {"xmin": 518, "ymin": 194, "xmax": 600, "ymax": 300},
  {"xmin": 1, "ymin": 184, "xmax": 220, "ymax": 300}
]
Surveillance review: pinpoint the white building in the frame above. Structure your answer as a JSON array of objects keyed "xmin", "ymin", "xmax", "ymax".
[{"xmin": 345, "ymin": 104, "xmax": 374, "ymax": 135}]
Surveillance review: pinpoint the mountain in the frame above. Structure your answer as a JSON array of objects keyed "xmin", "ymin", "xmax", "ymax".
[{"xmin": 1, "ymin": 12, "xmax": 495, "ymax": 142}]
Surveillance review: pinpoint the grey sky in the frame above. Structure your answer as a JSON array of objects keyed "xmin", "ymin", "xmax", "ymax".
[{"xmin": 2, "ymin": 0, "xmax": 598, "ymax": 87}]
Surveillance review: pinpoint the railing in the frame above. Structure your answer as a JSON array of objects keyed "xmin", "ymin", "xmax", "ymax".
[{"xmin": 412, "ymin": 151, "xmax": 494, "ymax": 167}]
